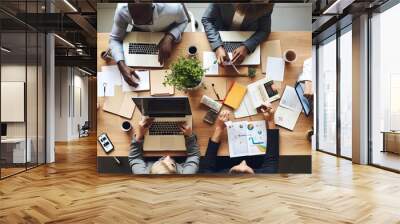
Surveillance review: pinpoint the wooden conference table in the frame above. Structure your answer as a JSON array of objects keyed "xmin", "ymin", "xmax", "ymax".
[{"xmin": 97, "ymin": 32, "xmax": 312, "ymax": 158}]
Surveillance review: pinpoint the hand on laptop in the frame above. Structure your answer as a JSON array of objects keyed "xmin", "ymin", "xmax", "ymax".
[
  {"xmin": 215, "ymin": 46, "xmax": 230, "ymax": 65},
  {"xmin": 259, "ymin": 102, "xmax": 276, "ymax": 129},
  {"xmin": 117, "ymin": 61, "xmax": 140, "ymax": 87},
  {"xmin": 179, "ymin": 122, "xmax": 192, "ymax": 137},
  {"xmin": 231, "ymin": 45, "xmax": 248, "ymax": 65},
  {"xmin": 158, "ymin": 34, "xmax": 174, "ymax": 64},
  {"xmin": 136, "ymin": 117, "xmax": 154, "ymax": 141}
]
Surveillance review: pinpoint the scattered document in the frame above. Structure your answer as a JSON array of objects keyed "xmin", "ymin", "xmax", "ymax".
[
  {"xmin": 233, "ymin": 78, "xmax": 280, "ymax": 118},
  {"xmin": 203, "ymin": 52, "xmax": 219, "ymax": 75},
  {"xmin": 262, "ymin": 40, "xmax": 282, "ymax": 74},
  {"xmin": 266, "ymin": 57, "xmax": 285, "ymax": 81},
  {"xmin": 226, "ymin": 120, "xmax": 267, "ymax": 158},
  {"xmin": 274, "ymin": 86, "xmax": 302, "ymax": 131},
  {"xmin": 97, "ymin": 72, "xmax": 115, "ymax": 97},
  {"xmin": 122, "ymin": 70, "xmax": 150, "ymax": 92},
  {"xmin": 101, "ymin": 65, "xmax": 122, "ymax": 85}
]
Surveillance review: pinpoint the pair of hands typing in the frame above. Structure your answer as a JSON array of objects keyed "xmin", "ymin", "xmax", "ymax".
[
  {"xmin": 118, "ymin": 34, "xmax": 174, "ymax": 87},
  {"xmin": 215, "ymin": 45, "xmax": 249, "ymax": 66},
  {"xmin": 135, "ymin": 118, "xmax": 192, "ymax": 141}
]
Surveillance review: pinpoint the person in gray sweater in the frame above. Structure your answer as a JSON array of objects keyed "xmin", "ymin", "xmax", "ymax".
[
  {"xmin": 128, "ymin": 118, "xmax": 200, "ymax": 174},
  {"xmin": 201, "ymin": 3, "xmax": 273, "ymax": 65}
]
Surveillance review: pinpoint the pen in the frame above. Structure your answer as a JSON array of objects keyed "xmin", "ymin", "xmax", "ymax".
[{"xmin": 211, "ymin": 83, "xmax": 221, "ymax": 101}]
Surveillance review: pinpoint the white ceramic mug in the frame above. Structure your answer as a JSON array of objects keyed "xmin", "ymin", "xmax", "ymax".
[{"xmin": 283, "ymin": 49, "xmax": 297, "ymax": 63}]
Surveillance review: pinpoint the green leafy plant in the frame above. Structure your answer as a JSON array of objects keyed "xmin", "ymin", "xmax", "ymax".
[
  {"xmin": 248, "ymin": 67, "xmax": 256, "ymax": 78},
  {"xmin": 164, "ymin": 57, "xmax": 205, "ymax": 90}
]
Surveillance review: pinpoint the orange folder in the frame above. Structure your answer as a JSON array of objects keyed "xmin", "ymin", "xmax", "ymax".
[{"xmin": 223, "ymin": 82, "xmax": 247, "ymax": 109}]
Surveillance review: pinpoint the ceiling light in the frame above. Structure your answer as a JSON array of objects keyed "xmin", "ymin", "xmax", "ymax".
[
  {"xmin": 78, "ymin": 67, "xmax": 93, "ymax": 76},
  {"xmin": 63, "ymin": 0, "xmax": 78, "ymax": 12},
  {"xmin": 54, "ymin": 34, "xmax": 75, "ymax": 48},
  {"xmin": 1, "ymin": 47, "xmax": 11, "ymax": 53}
]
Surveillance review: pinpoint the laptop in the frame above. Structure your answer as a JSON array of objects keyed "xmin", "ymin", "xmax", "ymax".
[
  {"xmin": 219, "ymin": 31, "xmax": 261, "ymax": 65},
  {"xmin": 132, "ymin": 97, "xmax": 193, "ymax": 151},
  {"xmin": 123, "ymin": 32, "xmax": 164, "ymax": 68}
]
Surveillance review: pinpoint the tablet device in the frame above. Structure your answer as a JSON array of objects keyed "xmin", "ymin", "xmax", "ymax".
[{"xmin": 295, "ymin": 82, "xmax": 312, "ymax": 117}]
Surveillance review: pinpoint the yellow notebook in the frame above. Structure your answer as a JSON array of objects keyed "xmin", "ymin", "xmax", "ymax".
[{"xmin": 224, "ymin": 82, "xmax": 247, "ymax": 109}]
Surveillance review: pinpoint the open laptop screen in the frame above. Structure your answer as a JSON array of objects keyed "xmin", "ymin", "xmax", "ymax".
[{"xmin": 132, "ymin": 97, "xmax": 192, "ymax": 117}]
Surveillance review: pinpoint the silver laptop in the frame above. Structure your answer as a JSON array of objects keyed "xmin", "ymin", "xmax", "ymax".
[
  {"xmin": 123, "ymin": 32, "xmax": 164, "ymax": 68},
  {"xmin": 219, "ymin": 31, "xmax": 261, "ymax": 65},
  {"xmin": 132, "ymin": 97, "xmax": 192, "ymax": 151}
]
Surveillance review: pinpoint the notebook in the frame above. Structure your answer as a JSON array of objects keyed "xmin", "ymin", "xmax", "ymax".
[
  {"xmin": 274, "ymin": 86, "xmax": 303, "ymax": 131},
  {"xmin": 122, "ymin": 70, "xmax": 150, "ymax": 92},
  {"xmin": 266, "ymin": 57, "xmax": 285, "ymax": 81},
  {"xmin": 150, "ymin": 70, "xmax": 174, "ymax": 96},
  {"xmin": 225, "ymin": 120, "xmax": 267, "ymax": 158},
  {"xmin": 103, "ymin": 85, "xmax": 137, "ymax": 119},
  {"xmin": 223, "ymin": 82, "xmax": 247, "ymax": 109},
  {"xmin": 261, "ymin": 40, "xmax": 282, "ymax": 74},
  {"xmin": 235, "ymin": 78, "xmax": 280, "ymax": 118}
]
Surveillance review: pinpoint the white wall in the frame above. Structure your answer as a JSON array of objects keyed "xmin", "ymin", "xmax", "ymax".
[{"xmin": 54, "ymin": 67, "xmax": 89, "ymax": 141}]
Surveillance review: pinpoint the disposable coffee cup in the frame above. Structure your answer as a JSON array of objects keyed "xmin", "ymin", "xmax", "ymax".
[
  {"xmin": 283, "ymin": 49, "xmax": 297, "ymax": 63},
  {"xmin": 121, "ymin": 121, "xmax": 132, "ymax": 132},
  {"xmin": 188, "ymin": 45, "xmax": 198, "ymax": 57}
]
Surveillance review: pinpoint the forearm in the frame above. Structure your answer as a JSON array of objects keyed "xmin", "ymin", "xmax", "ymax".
[
  {"xmin": 267, "ymin": 120, "xmax": 276, "ymax": 129},
  {"xmin": 168, "ymin": 21, "xmax": 188, "ymax": 43},
  {"xmin": 128, "ymin": 137, "xmax": 149, "ymax": 174},
  {"xmin": 183, "ymin": 134, "xmax": 200, "ymax": 174},
  {"xmin": 201, "ymin": 5, "xmax": 224, "ymax": 51},
  {"xmin": 243, "ymin": 14, "xmax": 271, "ymax": 53},
  {"xmin": 109, "ymin": 38, "xmax": 125, "ymax": 63},
  {"xmin": 211, "ymin": 127, "xmax": 224, "ymax": 143}
]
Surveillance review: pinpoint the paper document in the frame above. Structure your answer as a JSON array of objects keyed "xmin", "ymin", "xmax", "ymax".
[
  {"xmin": 203, "ymin": 52, "xmax": 219, "ymax": 75},
  {"xmin": 266, "ymin": 57, "xmax": 285, "ymax": 81},
  {"xmin": 234, "ymin": 92, "xmax": 258, "ymax": 118},
  {"xmin": 101, "ymin": 65, "xmax": 122, "ymax": 85},
  {"xmin": 262, "ymin": 40, "xmax": 282, "ymax": 74},
  {"xmin": 97, "ymin": 72, "xmax": 115, "ymax": 97},
  {"xmin": 122, "ymin": 70, "xmax": 150, "ymax": 92},
  {"xmin": 274, "ymin": 86, "xmax": 302, "ymax": 130},
  {"xmin": 226, "ymin": 120, "xmax": 267, "ymax": 158}
]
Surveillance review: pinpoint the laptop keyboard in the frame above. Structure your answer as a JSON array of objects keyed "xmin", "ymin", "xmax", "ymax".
[
  {"xmin": 223, "ymin": 42, "xmax": 242, "ymax": 53},
  {"xmin": 149, "ymin": 121, "xmax": 183, "ymax": 136},
  {"xmin": 128, "ymin": 43, "xmax": 159, "ymax": 55}
]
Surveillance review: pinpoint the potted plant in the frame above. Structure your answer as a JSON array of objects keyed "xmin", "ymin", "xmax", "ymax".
[{"xmin": 164, "ymin": 57, "xmax": 205, "ymax": 91}]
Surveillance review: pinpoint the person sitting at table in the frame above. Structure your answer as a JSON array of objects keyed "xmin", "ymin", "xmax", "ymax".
[
  {"xmin": 109, "ymin": 3, "xmax": 188, "ymax": 87},
  {"xmin": 199, "ymin": 103, "xmax": 279, "ymax": 174},
  {"xmin": 201, "ymin": 3, "xmax": 273, "ymax": 65},
  {"xmin": 128, "ymin": 117, "xmax": 200, "ymax": 174}
]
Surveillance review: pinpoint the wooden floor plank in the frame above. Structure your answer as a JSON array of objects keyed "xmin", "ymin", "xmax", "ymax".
[{"xmin": 0, "ymin": 135, "xmax": 399, "ymax": 224}]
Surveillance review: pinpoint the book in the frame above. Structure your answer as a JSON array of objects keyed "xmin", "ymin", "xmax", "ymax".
[
  {"xmin": 122, "ymin": 70, "xmax": 150, "ymax": 92},
  {"xmin": 274, "ymin": 86, "xmax": 303, "ymax": 130},
  {"xmin": 234, "ymin": 78, "xmax": 280, "ymax": 118},
  {"xmin": 225, "ymin": 120, "xmax": 267, "ymax": 158},
  {"xmin": 150, "ymin": 70, "xmax": 174, "ymax": 96},
  {"xmin": 223, "ymin": 82, "xmax": 247, "ymax": 109}
]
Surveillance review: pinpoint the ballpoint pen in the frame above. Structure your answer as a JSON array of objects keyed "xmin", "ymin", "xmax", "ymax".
[{"xmin": 211, "ymin": 83, "xmax": 221, "ymax": 100}]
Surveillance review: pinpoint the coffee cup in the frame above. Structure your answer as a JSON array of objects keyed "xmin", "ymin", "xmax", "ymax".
[
  {"xmin": 283, "ymin": 49, "xmax": 297, "ymax": 63},
  {"xmin": 188, "ymin": 45, "xmax": 198, "ymax": 57},
  {"xmin": 121, "ymin": 121, "xmax": 132, "ymax": 132}
]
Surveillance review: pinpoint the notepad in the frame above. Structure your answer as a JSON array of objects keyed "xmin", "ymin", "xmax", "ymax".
[
  {"xmin": 223, "ymin": 82, "xmax": 247, "ymax": 109},
  {"xmin": 262, "ymin": 40, "xmax": 282, "ymax": 74},
  {"xmin": 122, "ymin": 70, "xmax": 150, "ymax": 92},
  {"xmin": 266, "ymin": 57, "xmax": 285, "ymax": 81},
  {"xmin": 274, "ymin": 86, "xmax": 303, "ymax": 131},
  {"xmin": 103, "ymin": 85, "xmax": 137, "ymax": 119},
  {"xmin": 150, "ymin": 70, "xmax": 174, "ymax": 96},
  {"xmin": 203, "ymin": 52, "xmax": 219, "ymax": 75}
]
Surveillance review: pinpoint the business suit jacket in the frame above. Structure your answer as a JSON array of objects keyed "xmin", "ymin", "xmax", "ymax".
[{"xmin": 201, "ymin": 4, "xmax": 273, "ymax": 53}]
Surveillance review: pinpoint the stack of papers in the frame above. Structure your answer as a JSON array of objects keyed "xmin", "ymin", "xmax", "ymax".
[{"xmin": 97, "ymin": 65, "xmax": 150, "ymax": 97}]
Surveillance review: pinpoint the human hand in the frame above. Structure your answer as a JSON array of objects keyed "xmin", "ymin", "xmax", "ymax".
[
  {"xmin": 231, "ymin": 45, "xmax": 248, "ymax": 65},
  {"xmin": 158, "ymin": 34, "xmax": 174, "ymax": 64},
  {"xmin": 136, "ymin": 117, "xmax": 154, "ymax": 141},
  {"xmin": 179, "ymin": 122, "xmax": 192, "ymax": 136},
  {"xmin": 260, "ymin": 102, "xmax": 275, "ymax": 122},
  {"xmin": 215, "ymin": 110, "xmax": 230, "ymax": 131},
  {"xmin": 117, "ymin": 61, "xmax": 139, "ymax": 87},
  {"xmin": 215, "ymin": 46, "xmax": 229, "ymax": 65}
]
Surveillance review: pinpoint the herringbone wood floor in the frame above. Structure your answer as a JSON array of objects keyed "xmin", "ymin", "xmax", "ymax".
[{"xmin": 1, "ymin": 136, "xmax": 399, "ymax": 224}]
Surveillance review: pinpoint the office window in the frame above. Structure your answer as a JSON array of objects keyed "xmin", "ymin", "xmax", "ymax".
[
  {"xmin": 370, "ymin": 3, "xmax": 400, "ymax": 171},
  {"xmin": 317, "ymin": 36, "xmax": 337, "ymax": 154},
  {"xmin": 339, "ymin": 28, "xmax": 352, "ymax": 158}
]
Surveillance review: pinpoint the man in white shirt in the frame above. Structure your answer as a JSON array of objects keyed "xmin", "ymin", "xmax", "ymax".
[{"xmin": 109, "ymin": 3, "xmax": 188, "ymax": 87}]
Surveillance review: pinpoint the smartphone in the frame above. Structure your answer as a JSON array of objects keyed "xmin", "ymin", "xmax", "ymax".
[{"xmin": 98, "ymin": 133, "xmax": 114, "ymax": 153}]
